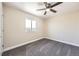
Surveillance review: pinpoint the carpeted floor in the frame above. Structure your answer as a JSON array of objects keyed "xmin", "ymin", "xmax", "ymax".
[{"xmin": 2, "ymin": 38, "xmax": 79, "ymax": 56}]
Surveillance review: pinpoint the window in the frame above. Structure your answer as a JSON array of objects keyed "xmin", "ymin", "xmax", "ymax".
[{"xmin": 25, "ymin": 19, "xmax": 37, "ymax": 32}]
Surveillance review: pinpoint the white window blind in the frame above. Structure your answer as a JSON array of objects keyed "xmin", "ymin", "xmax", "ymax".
[
  {"xmin": 25, "ymin": 19, "xmax": 36, "ymax": 32},
  {"xmin": 32, "ymin": 20, "xmax": 36, "ymax": 31}
]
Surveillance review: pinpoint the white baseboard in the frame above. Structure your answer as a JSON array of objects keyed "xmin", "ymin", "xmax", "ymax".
[
  {"xmin": 3, "ymin": 37, "xmax": 44, "ymax": 52},
  {"xmin": 3, "ymin": 37, "xmax": 79, "ymax": 52},
  {"xmin": 48, "ymin": 37, "xmax": 79, "ymax": 47}
]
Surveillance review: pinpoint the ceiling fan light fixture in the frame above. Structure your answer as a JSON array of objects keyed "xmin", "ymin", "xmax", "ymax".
[
  {"xmin": 37, "ymin": 2, "xmax": 63, "ymax": 15},
  {"xmin": 46, "ymin": 9, "xmax": 50, "ymax": 11}
]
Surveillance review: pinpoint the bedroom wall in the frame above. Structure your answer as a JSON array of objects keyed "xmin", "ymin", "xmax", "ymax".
[
  {"xmin": 3, "ymin": 5, "xmax": 44, "ymax": 49},
  {"xmin": 46, "ymin": 11, "xmax": 79, "ymax": 46}
]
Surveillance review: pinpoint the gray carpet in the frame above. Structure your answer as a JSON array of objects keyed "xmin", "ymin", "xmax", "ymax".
[{"xmin": 2, "ymin": 38, "xmax": 79, "ymax": 56}]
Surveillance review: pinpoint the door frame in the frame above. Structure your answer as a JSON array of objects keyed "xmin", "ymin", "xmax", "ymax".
[{"xmin": 0, "ymin": 2, "xmax": 3, "ymax": 56}]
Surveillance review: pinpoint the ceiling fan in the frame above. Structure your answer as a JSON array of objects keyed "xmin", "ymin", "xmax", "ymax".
[{"xmin": 37, "ymin": 2, "xmax": 63, "ymax": 15}]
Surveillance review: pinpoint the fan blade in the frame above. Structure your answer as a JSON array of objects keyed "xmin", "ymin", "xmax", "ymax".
[
  {"xmin": 44, "ymin": 11, "xmax": 47, "ymax": 15},
  {"xmin": 51, "ymin": 2, "xmax": 63, "ymax": 8},
  {"xmin": 37, "ymin": 8, "xmax": 46, "ymax": 11},
  {"xmin": 44, "ymin": 2, "xmax": 48, "ymax": 8},
  {"xmin": 44, "ymin": 2, "xmax": 47, "ymax": 5},
  {"xmin": 50, "ymin": 9, "xmax": 57, "ymax": 13}
]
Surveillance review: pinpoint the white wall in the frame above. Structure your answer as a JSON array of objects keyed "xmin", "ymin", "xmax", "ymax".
[
  {"xmin": 47, "ymin": 11, "xmax": 79, "ymax": 46},
  {"xmin": 3, "ymin": 5, "xmax": 44, "ymax": 49}
]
